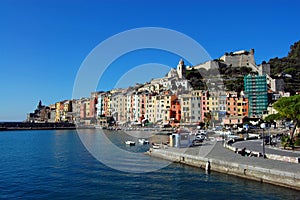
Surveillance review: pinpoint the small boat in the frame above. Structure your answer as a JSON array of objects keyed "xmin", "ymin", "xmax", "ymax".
[
  {"xmin": 151, "ymin": 143, "xmax": 160, "ymax": 149},
  {"xmin": 138, "ymin": 138, "xmax": 149, "ymax": 144},
  {"xmin": 125, "ymin": 141, "xmax": 135, "ymax": 146}
]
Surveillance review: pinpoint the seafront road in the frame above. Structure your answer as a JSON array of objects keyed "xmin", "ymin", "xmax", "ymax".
[
  {"xmin": 232, "ymin": 139, "xmax": 300, "ymax": 157},
  {"xmin": 208, "ymin": 142, "xmax": 300, "ymax": 173}
]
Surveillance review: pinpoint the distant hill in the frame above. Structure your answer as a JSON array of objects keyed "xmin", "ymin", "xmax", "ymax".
[{"xmin": 268, "ymin": 40, "xmax": 300, "ymax": 94}]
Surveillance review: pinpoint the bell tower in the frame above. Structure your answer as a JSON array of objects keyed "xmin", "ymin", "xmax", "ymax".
[{"xmin": 177, "ymin": 59, "xmax": 186, "ymax": 79}]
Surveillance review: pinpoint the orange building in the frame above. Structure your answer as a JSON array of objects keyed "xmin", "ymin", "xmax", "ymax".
[{"xmin": 226, "ymin": 94, "xmax": 248, "ymax": 117}]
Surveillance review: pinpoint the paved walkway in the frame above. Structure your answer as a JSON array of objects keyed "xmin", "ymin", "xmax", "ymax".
[
  {"xmin": 233, "ymin": 139, "xmax": 300, "ymax": 157},
  {"xmin": 207, "ymin": 142, "xmax": 300, "ymax": 174}
]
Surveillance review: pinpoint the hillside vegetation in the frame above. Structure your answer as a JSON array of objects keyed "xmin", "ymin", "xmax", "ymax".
[{"xmin": 268, "ymin": 41, "xmax": 300, "ymax": 93}]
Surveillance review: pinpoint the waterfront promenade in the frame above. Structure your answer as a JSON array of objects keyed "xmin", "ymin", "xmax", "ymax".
[
  {"xmin": 233, "ymin": 139, "xmax": 300, "ymax": 158},
  {"xmin": 148, "ymin": 141, "xmax": 300, "ymax": 190}
]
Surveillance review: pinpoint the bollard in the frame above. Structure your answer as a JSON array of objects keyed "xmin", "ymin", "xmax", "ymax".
[{"xmin": 205, "ymin": 160, "xmax": 211, "ymax": 173}]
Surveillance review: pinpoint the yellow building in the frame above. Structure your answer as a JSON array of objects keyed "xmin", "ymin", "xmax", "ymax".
[
  {"xmin": 207, "ymin": 92, "xmax": 219, "ymax": 121},
  {"xmin": 55, "ymin": 101, "xmax": 62, "ymax": 122},
  {"xmin": 63, "ymin": 100, "xmax": 73, "ymax": 122}
]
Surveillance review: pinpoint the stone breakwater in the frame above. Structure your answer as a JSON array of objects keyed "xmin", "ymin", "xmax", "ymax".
[
  {"xmin": 147, "ymin": 142, "xmax": 300, "ymax": 190},
  {"xmin": 0, "ymin": 122, "xmax": 76, "ymax": 131}
]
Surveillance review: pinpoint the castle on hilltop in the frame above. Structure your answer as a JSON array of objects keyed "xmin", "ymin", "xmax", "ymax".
[{"xmin": 220, "ymin": 49, "xmax": 255, "ymax": 68}]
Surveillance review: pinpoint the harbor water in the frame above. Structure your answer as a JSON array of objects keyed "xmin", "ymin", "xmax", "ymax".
[{"xmin": 0, "ymin": 129, "xmax": 298, "ymax": 199}]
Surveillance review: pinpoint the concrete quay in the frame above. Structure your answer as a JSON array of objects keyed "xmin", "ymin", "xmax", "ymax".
[{"xmin": 147, "ymin": 141, "xmax": 300, "ymax": 190}]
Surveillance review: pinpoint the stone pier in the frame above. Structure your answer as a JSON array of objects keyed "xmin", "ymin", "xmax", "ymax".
[{"xmin": 147, "ymin": 141, "xmax": 300, "ymax": 190}]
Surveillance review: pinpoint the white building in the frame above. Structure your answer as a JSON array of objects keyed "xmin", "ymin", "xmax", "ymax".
[{"xmin": 179, "ymin": 91, "xmax": 202, "ymax": 123}]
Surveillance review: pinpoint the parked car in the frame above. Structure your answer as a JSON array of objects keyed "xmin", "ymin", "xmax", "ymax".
[
  {"xmin": 264, "ymin": 136, "xmax": 277, "ymax": 146},
  {"xmin": 195, "ymin": 133, "xmax": 206, "ymax": 142}
]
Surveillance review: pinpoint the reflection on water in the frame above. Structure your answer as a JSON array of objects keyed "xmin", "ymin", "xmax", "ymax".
[{"xmin": 76, "ymin": 129, "xmax": 171, "ymax": 173}]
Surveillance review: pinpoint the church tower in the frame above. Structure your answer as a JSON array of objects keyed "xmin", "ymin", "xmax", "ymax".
[{"xmin": 177, "ymin": 59, "xmax": 186, "ymax": 79}]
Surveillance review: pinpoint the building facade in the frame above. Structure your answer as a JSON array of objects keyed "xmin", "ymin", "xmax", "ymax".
[{"xmin": 244, "ymin": 75, "xmax": 268, "ymax": 118}]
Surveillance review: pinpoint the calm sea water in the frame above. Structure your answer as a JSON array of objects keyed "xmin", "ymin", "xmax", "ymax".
[{"xmin": 0, "ymin": 129, "xmax": 298, "ymax": 200}]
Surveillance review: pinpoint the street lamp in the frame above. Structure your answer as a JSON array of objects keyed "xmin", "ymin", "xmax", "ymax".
[{"xmin": 260, "ymin": 122, "xmax": 266, "ymax": 158}]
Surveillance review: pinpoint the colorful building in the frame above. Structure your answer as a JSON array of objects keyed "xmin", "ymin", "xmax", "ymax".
[
  {"xmin": 207, "ymin": 91, "xmax": 220, "ymax": 122},
  {"xmin": 226, "ymin": 93, "xmax": 248, "ymax": 117},
  {"xmin": 96, "ymin": 92, "xmax": 106, "ymax": 118},
  {"xmin": 55, "ymin": 101, "xmax": 63, "ymax": 122},
  {"xmin": 200, "ymin": 91, "xmax": 209, "ymax": 122},
  {"xmin": 179, "ymin": 90, "xmax": 202, "ymax": 123}
]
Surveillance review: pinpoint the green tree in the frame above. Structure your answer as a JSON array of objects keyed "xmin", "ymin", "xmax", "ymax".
[
  {"xmin": 284, "ymin": 67, "xmax": 297, "ymax": 75},
  {"xmin": 264, "ymin": 113, "xmax": 282, "ymax": 122},
  {"xmin": 204, "ymin": 111, "xmax": 212, "ymax": 129},
  {"xmin": 273, "ymin": 95, "xmax": 300, "ymax": 144}
]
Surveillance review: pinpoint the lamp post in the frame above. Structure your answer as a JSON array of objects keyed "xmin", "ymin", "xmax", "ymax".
[{"xmin": 260, "ymin": 122, "xmax": 266, "ymax": 158}]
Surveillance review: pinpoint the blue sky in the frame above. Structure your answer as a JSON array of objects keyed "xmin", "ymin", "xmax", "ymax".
[{"xmin": 0, "ymin": 0, "xmax": 300, "ymax": 121}]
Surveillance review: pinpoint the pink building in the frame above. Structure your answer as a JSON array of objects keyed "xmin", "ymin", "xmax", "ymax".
[{"xmin": 80, "ymin": 102, "xmax": 86, "ymax": 119}]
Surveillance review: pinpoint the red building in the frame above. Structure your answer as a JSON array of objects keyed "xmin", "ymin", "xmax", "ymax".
[
  {"xmin": 169, "ymin": 97, "xmax": 181, "ymax": 127},
  {"xmin": 89, "ymin": 97, "xmax": 98, "ymax": 118}
]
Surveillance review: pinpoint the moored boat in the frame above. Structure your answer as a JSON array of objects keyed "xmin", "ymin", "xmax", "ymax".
[
  {"xmin": 125, "ymin": 141, "xmax": 135, "ymax": 146},
  {"xmin": 151, "ymin": 142, "xmax": 161, "ymax": 149},
  {"xmin": 138, "ymin": 138, "xmax": 149, "ymax": 144}
]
